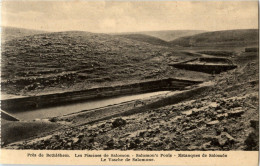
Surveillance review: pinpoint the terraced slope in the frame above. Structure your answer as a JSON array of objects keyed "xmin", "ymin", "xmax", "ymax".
[
  {"xmin": 170, "ymin": 29, "xmax": 258, "ymax": 47},
  {"xmin": 2, "ymin": 31, "xmax": 208, "ymax": 96}
]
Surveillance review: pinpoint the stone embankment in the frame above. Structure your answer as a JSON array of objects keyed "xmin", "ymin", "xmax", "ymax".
[
  {"xmin": 170, "ymin": 58, "xmax": 237, "ymax": 74},
  {"xmin": 1, "ymin": 78, "xmax": 201, "ymax": 112}
]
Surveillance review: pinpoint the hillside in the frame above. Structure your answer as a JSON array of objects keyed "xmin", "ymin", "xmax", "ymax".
[
  {"xmin": 2, "ymin": 31, "xmax": 208, "ymax": 96},
  {"xmin": 170, "ymin": 29, "xmax": 259, "ymax": 47},
  {"xmin": 1, "ymin": 26, "xmax": 47, "ymax": 42},
  {"xmin": 114, "ymin": 34, "xmax": 169, "ymax": 46}
]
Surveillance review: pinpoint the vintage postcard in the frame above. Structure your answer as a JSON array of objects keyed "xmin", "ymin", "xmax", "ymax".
[{"xmin": 0, "ymin": 0, "xmax": 259, "ymax": 165}]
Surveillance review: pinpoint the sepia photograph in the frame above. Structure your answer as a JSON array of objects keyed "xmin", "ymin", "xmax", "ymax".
[{"xmin": 0, "ymin": 0, "xmax": 259, "ymax": 156}]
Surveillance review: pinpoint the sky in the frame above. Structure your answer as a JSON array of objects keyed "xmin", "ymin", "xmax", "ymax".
[{"xmin": 1, "ymin": 1, "xmax": 259, "ymax": 33}]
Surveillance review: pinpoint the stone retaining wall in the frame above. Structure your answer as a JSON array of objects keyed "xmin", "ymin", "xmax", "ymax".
[{"xmin": 1, "ymin": 78, "xmax": 201, "ymax": 112}]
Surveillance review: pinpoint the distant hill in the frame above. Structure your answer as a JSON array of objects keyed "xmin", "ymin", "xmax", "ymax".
[
  {"xmin": 170, "ymin": 29, "xmax": 259, "ymax": 47},
  {"xmin": 140, "ymin": 30, "xmax": 207, "ymax": 41},
  {"xmin": 115, "ymin": 34, "xmax": 170, "ymax": 46},
  {"xmin": 1, "ymin": 26, "xmax": 47, "ymax": 42},
  {"xmin": 113, "ymin": 30, "xmax": 206, "ymax": 41}
]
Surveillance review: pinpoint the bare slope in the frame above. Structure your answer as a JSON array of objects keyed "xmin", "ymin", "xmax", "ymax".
[
  {"xmin": 1, "ymin": 26, "xmax": 47, "ymax": 42},
  {"xmin": 170, "ymin": 29, "xmax": 259, "ymax": 47}
]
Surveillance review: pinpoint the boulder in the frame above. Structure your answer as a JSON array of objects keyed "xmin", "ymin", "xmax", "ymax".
[{"xmin": 112, "ymin": 118, "xmax": 126, "ymax": 128}]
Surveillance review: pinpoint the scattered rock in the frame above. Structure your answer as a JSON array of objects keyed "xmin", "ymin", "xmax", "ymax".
[
  {"xmin": 106, "ymin": 139, "xmax": 115, "ymax": 149},
  {"xmin": 172, "ymin": 115, "xmax": 182, "ymax": 121},
  {"xmin": 250, "ymin": 120, "xmax": 259, "ymax": 130},
  {"xmin": 72, "ymin": 138, "xmax": 80, "ymax": 144},
  {"xmin": 182, "ymin": 110, "xmax": 193, "ymax": 116},
  {"xmin": 217, "ymin": 132, "xmax": 235, "ymax": 146},
  {"xmin": 112, "ymin": 118, "xmax": 126, "ymax": 128},
  {"xmin": 67, "ymin": 142, "xmax": 72, "ymax": 147},
  {"xmin": 202, "ymin": 142, "xmax": 211, "ymax": 149},
  {"xmin": 100, "ymin": 123, "xmax": 106, "ymax": 128},
  {"xmin": 184, "ymin": 125, "xmax": 197, "ymax": 131},
  {"xmin": 49, "ymin": 117, "xmax": 58, "ymax": 122},
  {"xmin": 216, "ymin": 113, "xmax": 228, "ymax": 120},
  {"xmin": 134, "ymin": 138, "xmax": 142, "ymax": 144},
  {"xmin": 209, "ymin": 102, "xmax": 218, "ymax": 108},
  {"xmin": 182, "ymin": 108, "xmax": 201, "ymax": 117},
  {"xmin": 244, "ymin": 132, "xmax": 258, "ymax": 150},
  {"xmin": 129, "ymin": 141, "xmax": 137, "ymax": 149},
  {"xmin": 206, "ymin": 120, "xmax": 220, "ymax": 126},
  {"xmin": 77, "ymin": 133, "xmax": 84, "ymax": 139},
  {"xmin": 88, "ymin": 137, "xmax": 94, "ymax": 143},
  {"xmin": 228, "ymin": 107, "xmax": 245, "ymax": 118}
]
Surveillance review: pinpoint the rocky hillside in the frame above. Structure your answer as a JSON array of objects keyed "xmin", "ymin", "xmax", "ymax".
[
  {"xmin": 2, "ymin": 31, "xmax": 207, "ymax": 96},
  {"xmin": 170, "ymin": 29, "xmax": 259, "ymax": 47},
  {"xmin": 1, "ymin": 26, "xmax": 47, "ymax": 42}
]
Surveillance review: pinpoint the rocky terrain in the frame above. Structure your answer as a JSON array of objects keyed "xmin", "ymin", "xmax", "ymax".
[{"xmin": 4, "ymin": 49, "xmax": 259, "ymax": 150}]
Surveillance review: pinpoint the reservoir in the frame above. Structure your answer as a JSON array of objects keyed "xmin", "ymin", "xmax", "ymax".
[{"xmin": 11, "ymin": 91, "xmax": 171, "ymax": 121}]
